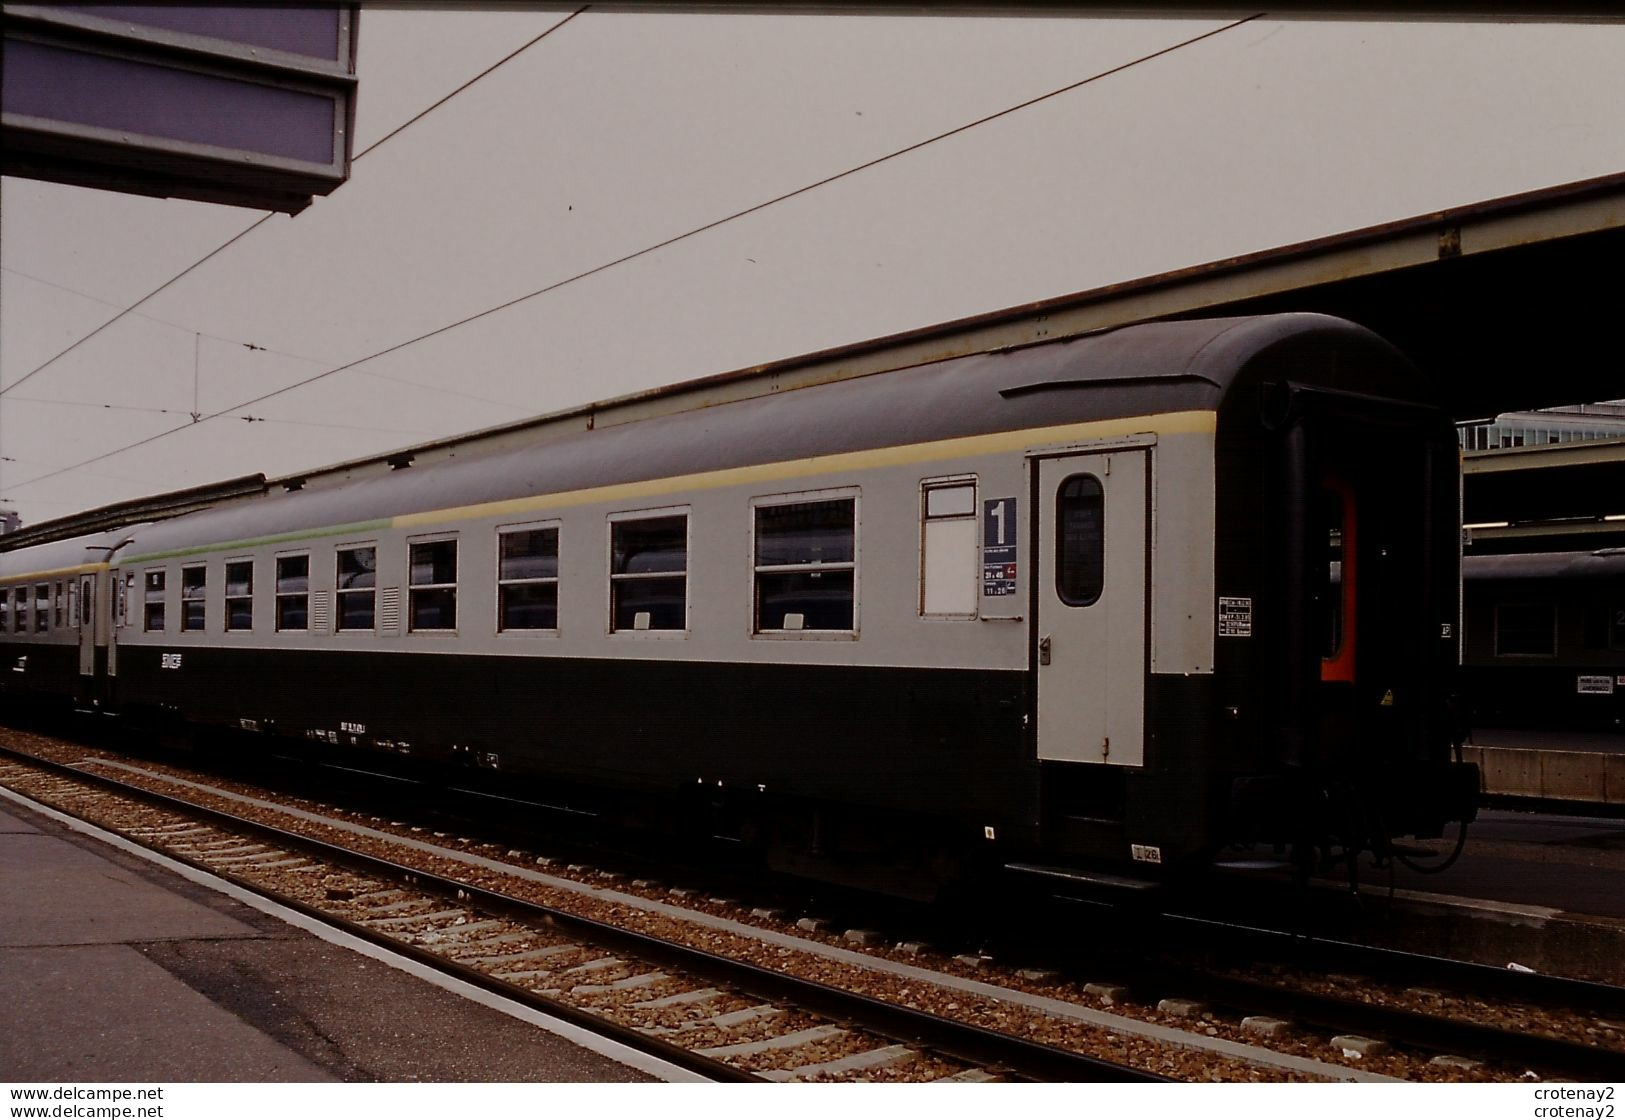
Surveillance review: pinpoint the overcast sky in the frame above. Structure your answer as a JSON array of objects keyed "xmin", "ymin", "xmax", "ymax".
[{"xmin": 3, "ymin": 10, "xmax": 1623, "ymax": 527}]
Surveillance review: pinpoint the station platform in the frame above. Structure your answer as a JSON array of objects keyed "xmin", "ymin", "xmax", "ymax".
[
  {"xmin": 0, "ymin": 794, "xmax": 675, "ymax": 1083},
  {"xmin": 1463, "ymin": 728, "xmax": 1625, "ymax": 806}
]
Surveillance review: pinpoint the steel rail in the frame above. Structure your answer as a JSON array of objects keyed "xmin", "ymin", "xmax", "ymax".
[
  {"xmin": 0, "ymin": 744, "xmax": 1166, "ymax": 1084},
  {"xmin": 1151, "ymin": 914, "xmax": 1625, "ymax": 1080},
  {"xmin": 0, "ymin": 745, "xmax": 752, "ymax": 1084},
  {"xmin": 1161, "ymin": 910, "xmax": 1625, "ymax": 1015}
]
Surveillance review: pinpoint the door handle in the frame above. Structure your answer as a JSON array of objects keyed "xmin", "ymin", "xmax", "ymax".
[{"xmin": 1038, "ymin": 635, "xmax": 1052, "ymax": 665}]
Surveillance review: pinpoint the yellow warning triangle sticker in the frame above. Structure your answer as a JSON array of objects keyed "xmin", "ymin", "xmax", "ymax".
[{"xmin": 1379, "ymin": 689, "xmax": 1394, "ymax": 707}]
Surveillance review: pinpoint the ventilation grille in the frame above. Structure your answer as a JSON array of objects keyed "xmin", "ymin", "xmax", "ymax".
[
  {"xmin": 310, "ymin": 591, "xmax": 331, "ymax": 635},
  {"xmin": 379, "ymin": 587, "xmax": 401, "ymax": 635}
]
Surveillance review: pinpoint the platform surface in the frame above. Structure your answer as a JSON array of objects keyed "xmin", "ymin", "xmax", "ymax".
[
  {"xmin": 0, "ymin": 799, "xmax": 656, "ymax": 1083},
  {"xmin": 1379, "ymin": 807, "xmax": 1625, "ymax": 919}
]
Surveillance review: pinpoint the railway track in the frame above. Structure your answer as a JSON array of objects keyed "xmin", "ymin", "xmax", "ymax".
[
  {"xmin": 4, "ymin": 727, "xmax": 1620, "ymax": 1082},
  {"xmin": 1034, "ymin": 919, "xmax": 1625, "ymax": 1081},
  {"xmin": 1148, "ymin": 912, "xmax": 1625, "ymax": 1077},
  {"xmin": 0, "ymin": 744, "xmax": 1162, "ymax": 1084}
]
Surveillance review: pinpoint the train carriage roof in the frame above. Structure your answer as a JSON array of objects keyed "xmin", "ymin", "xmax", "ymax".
[
  {"xmin": 0, "ymin": 527, "xmax": 143, "ymax": 582},
  {"xmin": 23, "ymin": 313, "xmax": 1419, "ymax": 563}
]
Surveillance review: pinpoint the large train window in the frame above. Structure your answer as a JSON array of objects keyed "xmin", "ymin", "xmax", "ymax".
[
  {"xmin": 336, "ymin": 546, "xmax": 377, "ymax": 632},
  {"xmin": 610, "ymin": 511, "xmax": 687, "ymax": 633},
  {"xmin": 143, "ymin": 570, "xmax": 166, "ymax": 632},
  {"xmin": 753, "ymin": 495, "xmax": 857, "ymax": 634},
  {"xmin": 497, "ymin": 524, "xmax": 558, "ymax": 632},
  {"xmin": 275, "ymin": 554, "xmax": 310, "ymax": 632},
  {"xmin": 180, "ymin": 566, "xmax": 207, "ymax": 632},
  {"xmin": 1494, "ymin": 602, "xmax": 1556, "ymax": 657},
  {"xmin": 408, "ymin": 538, "xmax": 458, "ymax": 632},
  {"xmin": 1055, "ymin": 474, "xmax": 1104, "ymax": 607},
  {"xmin": 921, "ymin": 479, "xmax": 976, "ymax": 618},
  {"xmin": 225, "ymin": 560, "xmax": 254, "ymax": 632}
]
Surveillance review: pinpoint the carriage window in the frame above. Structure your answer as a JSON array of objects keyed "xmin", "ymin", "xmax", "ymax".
[
  {"xmin": 1055, "ymin": 474, "xmax": 1104, "ymax": 606},
  {"xmin": 54, "ymin": 582, "xmax": 65, "ymax": 628},
  {"xmin": 225, "ymin": 561, "xmax": 254, "ymax": 632},
  {"xmin": 180, "ymin": 566, "xmax": 206, "ymax": 632},
  {"xmin": 12, "ymin": 587, "xmax": 25, "ymax": 633},
  {"xmin": 610, "ymin": 514, "xmax": 686, "ymax": 632},
  {"xmin": 143, "ymin": 570, "xmax": 166, "ymax": 631},
  {"xmin": 276, "ymin": 555, "xmax": 310, "ymax": 632},
  {"xmin": 0, "ymin": 589, "xmax": 9, "ymax": 632},
  {"xmin": 1614, "ymin": 605, "xmax": 1625, "ymax": 652},
  {"xmin": 498, "ymin": 526, "xmax": 558, "ymax": 631},
  {"xmin": 1494, "ymin": 602, "xmax": 1555, "ymax": 657},
  {"xmin": 755, "ymin": 497, "xmax": 856, "ymax": 633},
  {"xmin": 409, "ymin": 538, "xmax": 457, "ymax": 631},
  {"xmin": 34, "ymin": 584, "xmax": 50, "ymax": 632},
  {"xmin": 921, "ymin": 481, "xmax": 976, "ymax": 618},
  {"xmin": 336, "ymin": 546, "xmax": 377, "ymax": 632}
]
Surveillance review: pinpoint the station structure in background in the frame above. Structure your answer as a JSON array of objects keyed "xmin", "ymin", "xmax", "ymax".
[{"xmin": 1462, "ymin": 407, "xmax": 1625, "ymax": 557}]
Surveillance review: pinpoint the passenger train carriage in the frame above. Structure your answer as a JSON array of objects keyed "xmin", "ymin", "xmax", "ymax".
[
  {"xmin": 1, "ymin": 314, "xmax": 1478, "ymax": 895},
  {"xmin": 1462, "ymin": 549, "xmax": 1625, "ymax": 732}
]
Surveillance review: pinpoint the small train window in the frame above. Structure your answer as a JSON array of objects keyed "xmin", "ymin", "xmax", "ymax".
[
  {"xmin": 754, "ymin": 497, "xmax": 856, "ymax": 633},
  {"xmin": 1494, "ymin": 602, "xmax": 1556, "ymax": 658},
  {"xmin": 336, "ymin": 547, "xmax": 377, "ymax": 632},
  {"xmin": 921, "ymin": 480, "xmax": 976, "ymax": 618},
  {"xmin": 143, "ymin": 570, "xmax": 166, "ymax": 632},
  {"xmin": 180, "ymin": 566, "xmax": 206, "ymax": 632},
  {"xmin": 225, "ymin": 560, "xmax": 254, "ymax": 632},
  {"xmin": 610, "ymin": 513, "xmax": 687, "ymax": 632},
  {"xmin": 54, "ymin": 582, "xmax": 65, "ymax": 628},
  {"xmin": 276, "ymin": 555, "xmax": 310, "ymax": 632},
  {"xmin": 498, "ymin": 526, "xmax": 558, "ymax": 632},
  {"xmin": 1055, "ymin": 474, "xmax": 1104, "ymax": 607},
  {"xmin": 0, "ymin": 589, "xmax": 9, "ymax": 632},
  {"xmin": 408, "ymin": 538, "xmax": 457, "ymax": 632},
  {"xmin": 34, "ymin": 584, "xmax": 50, "ymax": 632}
]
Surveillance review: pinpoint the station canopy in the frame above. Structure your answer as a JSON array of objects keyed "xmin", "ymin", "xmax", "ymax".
[{"xmin": 2, "ymin": 3, "xmax": 357, "ymax": 214}]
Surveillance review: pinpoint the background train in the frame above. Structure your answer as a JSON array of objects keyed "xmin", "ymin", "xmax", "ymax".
[
  {"xmin": 1, "ymin": 313, "xmax": 1478, "ymax": 897},
  {"xmin": 1462, "ymin": 549, "xmax": 1625, "ymax": 733}
]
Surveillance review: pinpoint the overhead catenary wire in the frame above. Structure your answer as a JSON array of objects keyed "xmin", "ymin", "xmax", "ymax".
[
  {"xmin": 0, "ymin": 6, "xmax": 589, "ymax": 403},
  {"xmin": 2, "ymin": 12, "xmax": 1259, "ymax": 500},
  {"xmin": 0, "ymin": 6, "xmax": 589, "ymax": 513},
  {"xmin": 1, "ymin": 394, "xmax": 442, "ymax": 438},
  {"xmin": 1, "ymin": 266, "xmax": 532, "ymax": 412}
]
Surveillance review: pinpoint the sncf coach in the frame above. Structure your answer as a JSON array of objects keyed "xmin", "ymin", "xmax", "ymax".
[{"xmin": 1, "ymin": 314, "xmax": 1478, "ymax": 896}]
